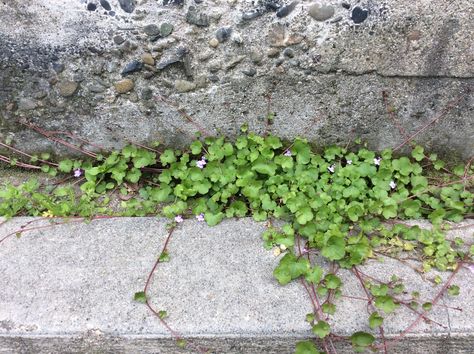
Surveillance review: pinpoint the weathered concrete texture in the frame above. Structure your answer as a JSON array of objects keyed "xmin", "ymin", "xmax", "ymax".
[
  {"xmin": 0, "ymin": 217, "xmax": 473, "ymax": 353},
  {"xmin": 0, "ymin": 1, "xmax": 473, "ymax": 159}
]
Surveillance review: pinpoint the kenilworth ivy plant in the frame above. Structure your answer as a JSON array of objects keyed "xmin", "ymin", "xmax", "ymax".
[{"xmin": 1, "ymin": 132, "xmax": 473, "ymax": 353}]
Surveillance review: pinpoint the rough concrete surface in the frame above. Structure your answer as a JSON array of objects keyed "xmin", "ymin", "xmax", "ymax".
[
  {"xmin": 0, "ymin": 217, "xmax": 473, "ymax": 353},
  {"xmin": 0, "ymin": 1, "xmax": 473, "ymax": 159}
]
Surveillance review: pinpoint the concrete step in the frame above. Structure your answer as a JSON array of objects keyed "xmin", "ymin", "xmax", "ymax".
[{"xmin": 0, "ymin": 217, "xmax": 473, "ymax": 353}]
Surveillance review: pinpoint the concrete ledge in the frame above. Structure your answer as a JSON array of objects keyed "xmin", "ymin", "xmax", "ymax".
[{"xmin": 0, "ymin": 217, "xmax": 473, "ymax": 353}]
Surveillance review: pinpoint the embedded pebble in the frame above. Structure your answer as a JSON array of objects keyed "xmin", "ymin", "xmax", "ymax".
[
  {"xmin": 141, "ymin": 53, "xmax": 155, "ymax": 66},
  {"xmin": 58, "ymin": 81, "xmax": 79, "ymax": 97},
  {"xmin": 276, "ymin": 1, "xmax": 298, "ymax": 18},
  {"xmin": 352, "ymin": 6, "xmax": 369, "ymax": 24},
  {"xmin": 143, "ymin": 24, "xmax": 160, "ymax": 37},
  {"xmin": 209, "ymin": 38, "xmax": 219, "ymax": 48},
  {"xmin": 113, "ymin": 35, "xmax": 125, "ymax": 45},
  {"xmin": 118, "ymin": 0, "xmax": 135, "ymax": 13},
  {"xmin": 87, "ymin": 3, "xmax": 97, "ymax": 11},
  {"xmin": 114, "ymin": 78, "xmax": 134, "ymax": 93},
  {"xmin": 242, "ymin": 67, "xmax": 257, "ymax": 77},
  {"xmin": 52, "ymin": 63, "xmax": 65, "ymax": 74},
  {"xmin": 160, "ymin": 23, "xmax": 174, "ymax": 37},
  {"xmin": 121, "ymin": 60, "xmax": 143, "ymax": 75},
  {"xmin": 250, "ymin": 50, "xmax": 264, "ymax": 64},
  {"xmin": 156, "ymin": 47, "xmax": 188, "ymax": 70},
  {"xmin": 89, "ymin": 84, "xmax": 106, "ymax": 93},
  {"xmin": 100, "ymin": 0, "xmax": 112, "ymax": 11},
  {"xmin": 308, "ymin": 3, "xmax": 335, "ymax": 21},
  {"xmin": 216, "ymin": 27, "xmax": 232, "ymax": 43},
  {"xmin": 283, "ymin": 48, "xmax": 295, "ymax": 58}
]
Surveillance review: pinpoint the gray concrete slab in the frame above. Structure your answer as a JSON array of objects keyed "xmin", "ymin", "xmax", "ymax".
[{"xmin": 0, "ymin": 217, "xmax": 473, "ymax": 353}]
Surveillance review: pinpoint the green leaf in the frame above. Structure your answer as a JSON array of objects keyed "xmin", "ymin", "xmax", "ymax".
[
  {"xmin": 204, "ymin": 212, "xmax": 224, "ymax": 226},
  {"xmin": 374, "ymin": 295, "xmax": 399, "ymax": 313},
  {"xmin": 227, "ymin": 200, "xmax": 248, "ymax": 218},
  {"xmin": 312, "ymin": 320, "xmax": 330, "ymax": 339},
  {"xmin": 40, "ymin": 152, "xmax": 50, "ymax": 160},
  {"xmin": 134, "ymin": 291, "xmax": 147, "ymax": 303},
  {"xmin": 422, "ymin": 302, "xmax": 432, "ymax": 311},
  {"xmin": 158, "ymin": 310, "xmax": 168, "ymax": 319},
  {"xmin": 321, "ymin": 237, "xmax": 346, "ymax": 261},
  {"xmin": 190, "ymin": 140, "xmax": 203, "ymax": 154},
  {"xmin": 133, "ymin": 150, "xmax": 156, "ymax": 168},
  {"xmin": 350, "ymin": 331, "xmax": 375, "ymax": 351},
  {"xmin": 434, "ymin": 160, "xmax": 445, "ymax": 170},
  {"xmin": 273, "ymin": 253, "xmax": 310, "ymax": 285},
  {"xmin": 252, "ymin": 157, "xmax": 277, "ymax": 175},
  {"xmin": 370, "ymin": 284, "xmax": 388, "ymax": 297},
  {"xmin": 159, "ymin": 251, "xmax": 170, "ymax": 262},
  {"xmin": 368, "ymin": 312, "xmax": 384, "ymax": 329},
  {"xmin": 305, "ymin": 266, "xmax": 323, "ymax": 284},
  {"xmin": 392, "ymin": 157, "xmax": 413, "ymax": 176},
  {"xmin": 322, "ymin": 303, "xmax": 336, "ymax": 315},
  {"xmin": 293, "ymin": 139, "xmax": 311, "ymax": 164},
  {"xmin": 295, "ymin": 340, "xmax": 321, "ymax": 354},
  {"xmin": 296, "ymin": 206, "xmax": 314, "ymax": 225},
  {"xmin": 324, "ymin": 274, "xmax": 342, "ymax": 289},
  {"xmin": 411, "ymin": 146, "xmax": 424, "ymax": 161},
  {"xmin": 448, "ymin": 285, "xmax": 460, "ymax": 296},
  {"xmin": 160, "ymin": 149, "xmax": 176, "ymax": 165},
  {"xmin": 126, "ymin": 168, "xmax": 142, "ymax": 183},
  {"xmin": 58, "ymin": 159, "xmax": 73, "ymax": 173},
  {"xmin": 176, "ymin": 339, "xmax": 187, "ymax": 348}
]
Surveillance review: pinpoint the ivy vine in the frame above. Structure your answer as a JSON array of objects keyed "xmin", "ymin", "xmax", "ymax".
[{"xmin": 1, "ymin": 131, "xmax": 473, "ymax": 353}]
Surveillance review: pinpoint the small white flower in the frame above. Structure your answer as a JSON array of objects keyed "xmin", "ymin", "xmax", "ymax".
[
  {"xmin": 73, "ymin": 168, "xmax": 82, "ymax": 177},
  {"xmin": 196, "ymin": 213, "xmax": 205, "ymax": 222},
  {"xmin": 328, "ymin": 164, "xmax": 335, "ymax": 173},
  {"xmin": 346, "ymin": 159, "xmax": 352, "ymax": 165},
  {"xmin": 374, "ymin": 157, "xmax": 381, "ymax": 166},
  {"xmin": 174, "ymin": 215, "xmax": 184, "ymax": 223},
  {"xmin": 196, "ymin": 159, "xmax": 207, "ymax": 169},
  {"xmin": 284, "ymin": 150, "xmax": 292, "ymax": 157},
  {"xmin": 389, "ymin": 180, "xmax": 397, "ymax": 189},
  {"xmin": 279, "ymin": 244, "xmax": 287, "ymax": 251}
]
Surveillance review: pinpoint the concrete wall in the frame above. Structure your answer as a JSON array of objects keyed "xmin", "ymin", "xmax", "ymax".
[{"xmin": 0, "ymin": 0, "xmax": 473, "ymax": 158}]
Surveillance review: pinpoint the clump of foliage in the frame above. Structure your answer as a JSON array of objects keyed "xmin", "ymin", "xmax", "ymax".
[{"xmin": 1, "ymin": 132, "xmax": 473, "ymax": 353}]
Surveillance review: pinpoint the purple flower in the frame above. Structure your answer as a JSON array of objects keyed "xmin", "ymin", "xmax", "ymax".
[
  {"xmin": 73, "ymin": 168, "xmax": 82, "ymax": 177},
  {"xmin": 174, "ymin": 215, "xmax": 184, "ymax": 223},
  {"xmin": 196, "ymin": 159, "xmax": 207, "ymax": 169},
  {"xmin": 284, "ymin": 150, "xmax": 292, "ymax": 157},
  {"xmin": 374, "ymin": 157, "xmax": 381, "ymax": 166},
  {"xmin": 389, "ymin": 180, "xmax": 397, "ymax": 189},
  {"xmin": 196, "ymin": 213, "xmax": 205, "ymax": 222},
  {"xmin": 328, "ymin": 164, "xmax": 335, "ymax": 173},
  {"xmin": 196, "ymin": 156, "xmax": 207, "ymax": 169}
]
